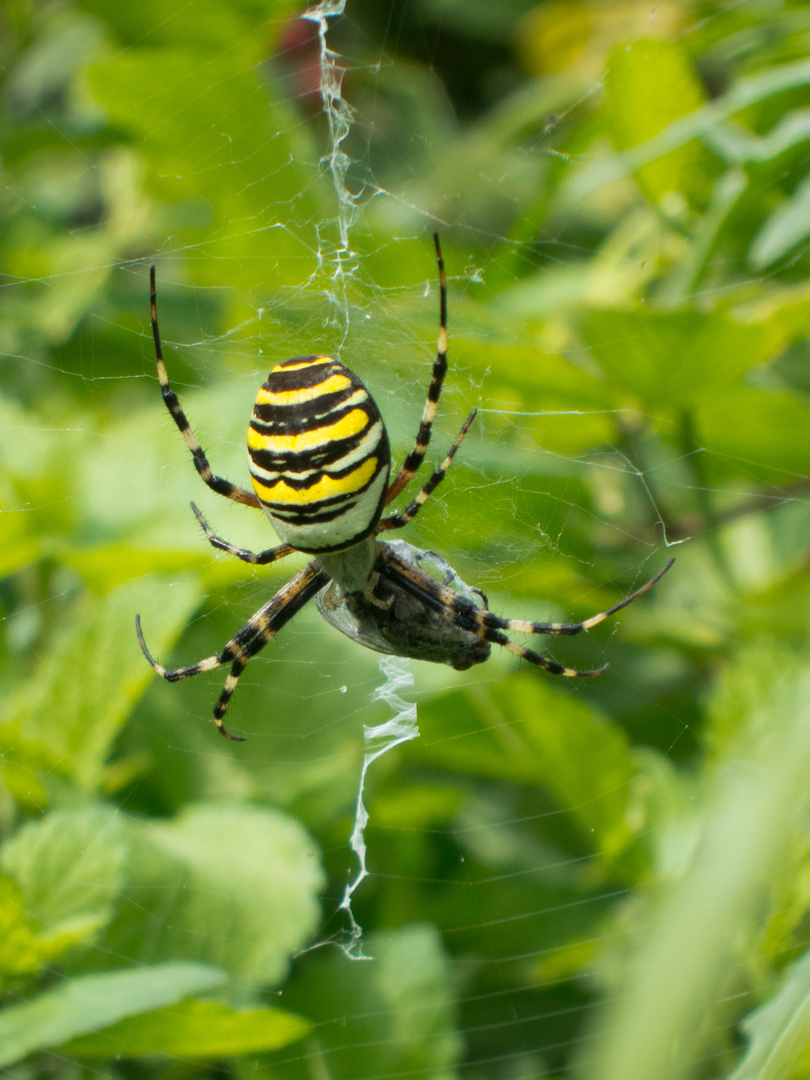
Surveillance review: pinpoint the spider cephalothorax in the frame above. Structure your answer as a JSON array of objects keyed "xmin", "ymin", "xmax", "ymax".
[{"xmin": 137, "ymin": 236, "xmax": 673, "ymax": 740}]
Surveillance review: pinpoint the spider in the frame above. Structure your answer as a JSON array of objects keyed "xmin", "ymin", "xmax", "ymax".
[{"xmin": 136, "ymin": 235, "xmax": 674, "ymax": 741}]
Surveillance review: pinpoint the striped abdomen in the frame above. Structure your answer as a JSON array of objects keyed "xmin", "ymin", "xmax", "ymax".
[{"xmin": 248, "ymin": 355, "xmax": 390, "ymax": 554}]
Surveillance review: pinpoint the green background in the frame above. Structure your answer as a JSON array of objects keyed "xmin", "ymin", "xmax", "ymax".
[{"xmin": 2, "ymin": 1, "xmax": 810, "ymax": 1078}]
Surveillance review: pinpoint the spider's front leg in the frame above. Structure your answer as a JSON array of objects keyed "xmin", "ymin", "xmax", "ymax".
[
  {"xmin": 136, "ymin": 560, "xmax": 328, "ymax": 739},
  {"xmin": 480, "ymin": 558, "xmax": 676, "ymax": 639},
  {"xmin": 136, "ymin": 612, "xmax": 263, "ymax": 741},
  {"xmin": 456, "ymin": 558, "xmax": 675, "ymax": 674},
  {"xmin": 380, "ymin": 547, "xmax": 674, "ymax": 677}
]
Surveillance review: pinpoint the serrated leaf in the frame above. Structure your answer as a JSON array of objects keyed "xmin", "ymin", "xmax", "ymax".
[
  {"xmin": 104, "ymin": 804, "xmax": 324, "ymax": 988},
  {"xmin": 1, "ymin": 805, "xmax": 127, "ymax": 942},
  {"xmin": 0, "ymin": 878, "xmax": 42, "ymax": 985},
  {"xmin": 7, "ymin": 576, "xmax": 201, "ymax": 790}
]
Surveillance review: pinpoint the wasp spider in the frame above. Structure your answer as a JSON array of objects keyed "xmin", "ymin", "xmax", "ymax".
[{"xmin": 137, "ymin": 236, "xmax": 673, "ymax": 740}]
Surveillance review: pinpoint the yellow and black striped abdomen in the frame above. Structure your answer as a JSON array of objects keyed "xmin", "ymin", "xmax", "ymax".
[{"xmin": 248, "ymin": 356, "xmax": 390, "ymax": 554}]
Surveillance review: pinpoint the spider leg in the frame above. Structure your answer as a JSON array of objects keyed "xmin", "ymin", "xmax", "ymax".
[
  {"xmin": 386, "ymin": 549, "xmax": 673, "ymax": 638},
  {"xmin": 385, "ymin": 233, "xmax": 449, "ymax": 505},
  {"xmin": 477, "ymin": 557, "xmax": 676, "ymax": 637},
  {"xmin": 380, "ymin": 553, "xmax": 608, "ymax": 676},
  {"xmin": 136, "ymin": 615, "xmax": 225, "ymax": 683},
  {"xmin": 377, "ymin": 409, "xmax": 477, "ymax": 532},
  {"xmin": 150, "ymin": 266, "xmax": 260, "ymax": 509},
  {"xmin": 484, "ymin": 628, "xmax": 608, "ymax": 677},
  {"xmin": 136, "ymin": 560, "xmax": 328, "ymax": 740},
  {"xmin": 190, "ymin": 502, "xmax": 295, "ymax": 565},
  {"xmin": 379, "ymin": 547, "xmax": 673, "ymax": 675}
]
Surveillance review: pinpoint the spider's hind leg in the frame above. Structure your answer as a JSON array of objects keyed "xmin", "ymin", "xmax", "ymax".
[
  {"xmin": 378, "ymin": 408, "xmax": 477, "ymax": 533},
  {"xmin": 385, "ymin": 233, "xmax": 450, "ymax": 505},
  {"xmin": 150, "ymin": 266, "xmax": 260, "ymax": 509}
]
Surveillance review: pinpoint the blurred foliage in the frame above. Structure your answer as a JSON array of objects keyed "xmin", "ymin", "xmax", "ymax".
[{"xmin": 2, "ymin": 1, "xmax": 810, "ymax": 1079}]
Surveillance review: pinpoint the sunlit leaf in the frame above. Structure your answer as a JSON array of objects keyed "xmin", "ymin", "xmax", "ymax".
[
  {"xmin": 605, "ymin": 38, "xmax": 714, "ymax": 207},
  {"xmin": 0, "ymin": 962, "xmax": 227, "ymax": 1067},
  {"xmin": 0, "ymin": 878, "xmax": 42, "ymax": 986},
  {"xmin": 579, "ymin": 308, "xmax": 779, "ymax": 411},
  {"xmin": 730, "ymin": 947, "xmax": 810, "ymax": 1080},
  {"xmin": 87, "ymin": 47, "xmax": 320, "ymax": 297},
  {"xmin": 749, "ymin": 173, "xmax": 810, "ymax": 269},
  {"xmin": 59, "ymin": 998, "xmax": 309, "ymax": 1058}
]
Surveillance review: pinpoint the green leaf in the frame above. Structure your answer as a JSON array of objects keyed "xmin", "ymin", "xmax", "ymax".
[
  {"xmin": 0, "ymin": 805, "xmax": 126, "ymax": 946},
  {"xmin": 281, "ymin": 924, "xmax": 460, "ymax": 1080},
  {"xmin": 571, "ymin": 55, "xmax": 810, "ymax": 202},
  {"xmin": 59, "ymin": 998, "xmax": 309, "ymax": 1058},
  {"xmin": 6, "ymin": 576, "xmax": 201, "ymax": 791},
  {"xmin": 0, "ymin": 878, "xmax": 42, "ymax": 986},
  {"xmin": 104, "ymin": 804, "xmax": 324, "ymax": 988},
  {"xmin": 730, "ymin": 948, "xmax": 810, "ymax": 1080},
  {"xmin": 705, "ymin": 110, "xmax": 810, "ymax": 165},
  {"xmin": 87, "ymin": 48, "xmax": 319, "ymax": 296},
  {"xmin": 605, "ymin": 38, "xmax": 712, "ymax": 207},
  {"xmin": 77, "ymin": 0, "xmax": 303, "ymax": 49},
  {"xmin": 704, "ymin": 642, "xmax": 805, "ymax": 763},
  {"xmin": 0, "ymin": 962, "xmax": 227, "ymax": 1067},
  {"xmin": 1, "ymin": 807, "xmax": 126, "ymax": 933},
  {"xmin": 694, "ymin": 385, "xmax": 810, "ymax": 477},
  {"xmin": 0, "ymin": 514, "xmax": 41, "ymax": 580},
  {"xmin": 414, "ymin": 671, "xmax": 643, "ymax": 875},
  {"xmin": 581, "ymin": 668, "xmax": 810, "ymax": 1080},
  {"xmin": 578, "ymin": 308, "xmax": 779, "ymax": 411},
  {"xmin": 749, "ymin": 173, "xmax": 810, "ymax": 269}
]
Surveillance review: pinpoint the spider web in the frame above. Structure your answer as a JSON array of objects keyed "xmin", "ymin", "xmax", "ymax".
[{"xmin": 2, "ymin": 2, "xmax": 810, "ymax": 1079}]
